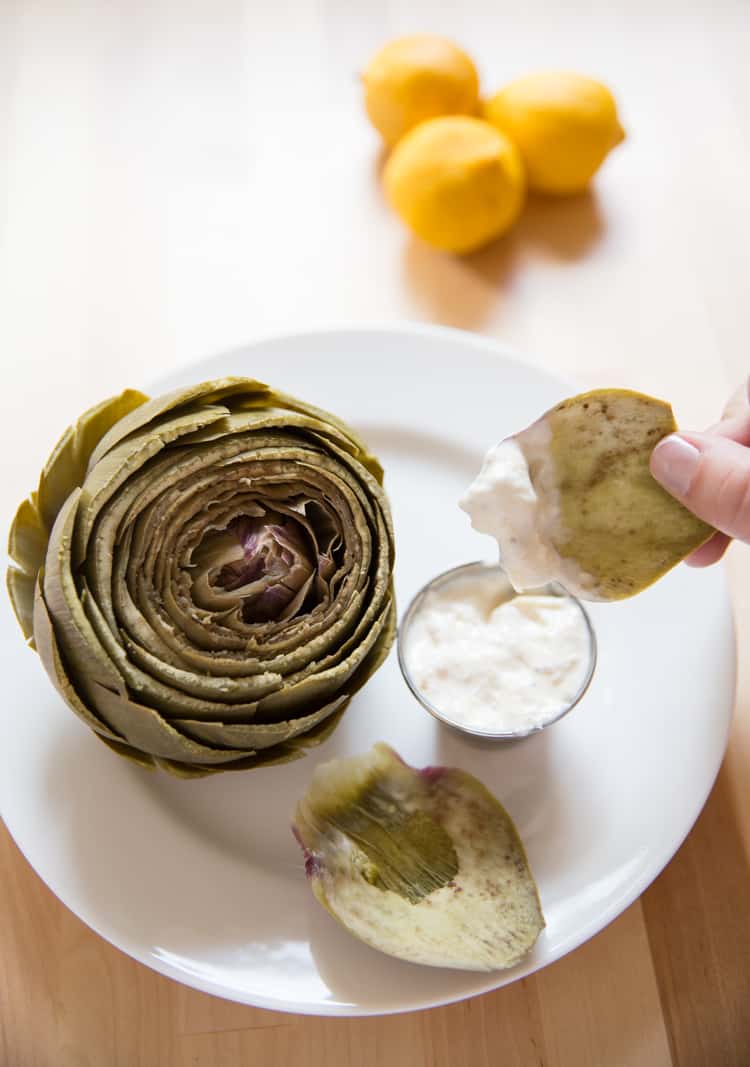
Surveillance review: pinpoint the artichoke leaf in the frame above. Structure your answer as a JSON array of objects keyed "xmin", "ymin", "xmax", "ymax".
[
  {"xmin": 159, "ymin": 697, "xmax": 351, "ymax": 777},
  {"xmin": 96, "ymin": 734, "xmax": 157, "ymax": 770},
  {"xmin": 79, "ymin": 583, "xmax": 279, "ymax": 722},
  {"xmin": 272, "ymin": 388, "xmax": 385, "ymax": 482},
  {"xmin": 7, "ymin": 566, "xmax": 36, "ymax": 642},
  {"xmin": 73, "ymin": 405, "xmax": 233, "ymax": 568},
  {"xmin": 7, "ymin": 390, "xmax": 148, "ymax": 630},
  {"xmin": 174, "ymin": 694, "xmax": 348, "ymax": 750},
  {"xmin": 254, "ymin": 505, "xmax": 391, "ymax": 692},
  {"xmin": 316, "ymin": 435, "xmax": 395, "ymax": 553},
  {"xmin": 344, "ymin": 590, "xmax": 397, "ymax": 691},
  {"xmin": 8, "ymin": 495, "xmax": 48, "ymax": 576},
  {"xmin": 293, "ymin": 743, "xmax": 544, "ymax": 971},
  {"xmin": 37, "ymin": 388, "xmax": 148, "ymax": 532},
  {"xmin": 545, "ymin": 389, "xmax": 714, "ymax": 598},
  {"xmin": 87, "ymin": 378, "xmax": 271, "ymax": 469},
  {"xmin": 255, "ymin": 597, "xmax": 392, "ymax": 718},
  {"xmin": 179, "ymin": 409, "xmax": 355, "ymax": 453},
  {"xmin": 43, "ymin": 493, "xmax": 129, "ymax": 704},
  {"xmin": 89, "ymin": 683, "xmax": 258, "ymax": 763},
  {"xmin": 141, "ymin": 582, "xmax": 367, "ymax": 677},
  {"xmin": 116, "ymin": 441, "xmax": 373, "ymax": 569},
  {"xmin": 154, "ymin": 744, "xmax": 305, "ymax": 778},
  {"xmin": 121, "ymin": 634, "xmax": 285, "ymax": 703},
  {"xmin": 33, "ymin": 582, "xmax": 123, "ymax": 741}
]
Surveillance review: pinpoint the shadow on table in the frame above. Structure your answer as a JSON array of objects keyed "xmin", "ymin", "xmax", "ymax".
[{"xmin": 400, "ymin": 190, "xmax": 604, "ymax": 330}]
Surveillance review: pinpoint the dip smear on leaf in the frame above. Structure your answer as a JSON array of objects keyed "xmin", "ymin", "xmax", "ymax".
[{"xmin": 462, "ymin": 388, "xmax": 714, "ymax": 601}]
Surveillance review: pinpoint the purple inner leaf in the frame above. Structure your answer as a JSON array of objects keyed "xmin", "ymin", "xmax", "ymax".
[
  {"xmin": 210, "ymin": 512, "xmax": 316, "ymax": 623},
  {"xmin": 216, "ymin": 549, "xmax": 266, "ymax": 592},
  {"xmin": 190, "ymin": 502, "xmax": 344, "ymax": 624}
]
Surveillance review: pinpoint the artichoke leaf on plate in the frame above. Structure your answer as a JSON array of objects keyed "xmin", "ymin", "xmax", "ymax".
[{"xmin": 292, "ymin": 743, "xmax": 544, "ymax": 971}]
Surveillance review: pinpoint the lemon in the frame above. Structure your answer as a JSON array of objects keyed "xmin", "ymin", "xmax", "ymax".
[
  {"xmin": 363, "ymin": 34, "xmax": 480, "ymax": 147},
  {"xmin": 383, "ymin": 116, "xmax": 525, "ymax": 254},
  {"xmin": 484, "ymin": 72, "xmax": 625, "ymax": 195}
]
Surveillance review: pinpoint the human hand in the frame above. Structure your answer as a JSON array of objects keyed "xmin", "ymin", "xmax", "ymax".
[{"xmin": 650, "ymin": 379, "xmax": 750, "ymax": 567}]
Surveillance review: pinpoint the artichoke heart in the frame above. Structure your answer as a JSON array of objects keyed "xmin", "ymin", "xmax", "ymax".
[
  {"xmin": 463, "ymin": 388, "xmax": 714, "ymax": 601},
  {"xmin": 292, "ymin": 743, "xmax": 544, "ymax": 971},
  {"xmin": 7, "ymin": 378, "xmax": 396, "ymax": 775}
]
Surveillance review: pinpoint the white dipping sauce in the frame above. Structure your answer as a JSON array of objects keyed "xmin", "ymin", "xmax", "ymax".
[
  {"xmin": 404, "ymin": 568, "xmax": 591, "ymax": 735},
  {"xmin": 459, "ymin": 434, "xmax": 597, "ymax": 599}
]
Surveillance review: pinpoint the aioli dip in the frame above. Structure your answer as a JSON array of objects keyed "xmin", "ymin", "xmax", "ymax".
[
  {"xmin": 401, "ymin": 564, "xmax": 594, "ymax": 737},
  {"xmin": 459, "ymin": 433, "xmax": 597, "ymax": 599}
]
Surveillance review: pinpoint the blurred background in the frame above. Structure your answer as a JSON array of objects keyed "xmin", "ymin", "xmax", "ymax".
[{"xmin": 1, "ymin": 1, "xmax": 749, "ymax": 503}]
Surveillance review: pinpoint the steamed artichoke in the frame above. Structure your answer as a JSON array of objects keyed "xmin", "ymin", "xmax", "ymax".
[{"xmin": 7, "ymin": 378, "xmax": 396, "ymax": 775}]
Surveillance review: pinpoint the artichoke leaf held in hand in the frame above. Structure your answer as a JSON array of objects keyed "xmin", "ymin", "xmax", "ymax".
[{"xmin": 462, "ymin": 388, "xmax": 714, "ymax": 600}]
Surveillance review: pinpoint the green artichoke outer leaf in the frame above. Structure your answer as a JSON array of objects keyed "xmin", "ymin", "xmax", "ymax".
[
  {"xmin": 174, "ymin": 694, "xmax": 348, "ymax": 751},
  {"xmin": 42, "ymin": 492, "xmax": 131, "ymax": 711},
  {"xmin": 466, "ymin": 388, "xmax": 715, "ymax": 601},
  {"xmin": 7, "ymin": 566, "xmax": 37, "ymax": 643},
  {"xmin": 37, "ymin": 388, "xmax": 149, "ymax": 531},
  {"xmin": 271, "ymin": 388, "xmax": 386, "ymax": 483},
  {"xmin": 538, "ymin": 390, "xmax": 715, "ymax": 599},
  {"xmin": 160, "ymin": 697, "xmax": 354, "ymax": 777},
  {"xmin": 33, "ymin": 578, "xmax": 123, "ymax": 742},
  {"xmin": 8, "ymin": 496, "xmax": 47, "ymax": 577},
  {"xmin": 72, "ymin": 404, "xmax": 233, "ymax": 568},
  {"xmin": 8, "ymin": 377, "xmax": 396, "ymax": 775},
  {"xmin": 86, "ymin": 378, "xmax": 272, "ymax": 469},
  {"xmin": 347, "ymin": 589, "xmax": 397, "ymax": 688},
  {"xmin": 96, "ymin": 734, "xmax": 158, "ymax": 770},
  {"xmin": 88, "ymin": 684, "xmax": 258, "ymax": 763},
  {"xmin": 252, "ymin": 598, "xmax": 393, "ymax": 718},
  {"xmin": 292, "ymin": 743, "xmax": 544, "ymax": 971},
  {"xmin": 7, "ymin": 389, "xmax": 149, "ymax": 638}
]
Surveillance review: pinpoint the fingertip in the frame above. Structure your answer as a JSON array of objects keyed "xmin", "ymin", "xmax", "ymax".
[
  {"xmin": 650, "ymin": 434, "xmax": 701, "ymax": 498},
  {"xmin": 684, "ymin": 532, "xmax": 731, "ymax": 568}
]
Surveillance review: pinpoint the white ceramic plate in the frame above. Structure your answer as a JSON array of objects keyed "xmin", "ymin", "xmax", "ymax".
[{"xmin": 0, "ymin": 325, "xmax": 735, "ymax": 1016}]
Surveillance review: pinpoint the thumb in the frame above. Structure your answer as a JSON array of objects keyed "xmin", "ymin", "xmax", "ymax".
[{"xmin": 650, "ymin": 431, "xmax": 750, "ymax": 542}]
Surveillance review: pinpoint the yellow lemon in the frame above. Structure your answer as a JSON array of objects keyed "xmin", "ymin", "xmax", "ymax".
[
  {"xmin": 363, "ymin": 34, "xmax": 480, "ymax": 147},
  {"xmin": 383, "ymin": 115, "xmax": 525, "ymax": 253},
  {"xmin": 484, "ymin": 72, "xmax": 625, "ymax": 195}
]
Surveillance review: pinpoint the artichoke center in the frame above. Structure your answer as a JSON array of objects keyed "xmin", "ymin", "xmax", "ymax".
[{"xmin": 192, "ymin": 512, "xmax": 317, "ymax": 623}]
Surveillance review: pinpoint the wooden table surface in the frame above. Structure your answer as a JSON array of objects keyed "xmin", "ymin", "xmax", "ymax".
[{"xmin": 2, "ymin": 2, "xmax": 750, "ymax": 1064}]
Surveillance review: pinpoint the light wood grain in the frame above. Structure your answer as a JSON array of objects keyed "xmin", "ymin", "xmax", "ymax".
[{"xmin": 2, "ymin": 1, "xmax": 750, "ymax": 1064}]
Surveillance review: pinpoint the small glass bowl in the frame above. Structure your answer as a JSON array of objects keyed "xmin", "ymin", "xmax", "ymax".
[{"xmin": 397, "ymin": 560, "xmax": 597, "ymax": 742}]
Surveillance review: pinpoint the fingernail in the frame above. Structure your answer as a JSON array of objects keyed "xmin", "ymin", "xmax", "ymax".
[{"xmin": 651, "ymin": 434, "xmax": 700, "ymax": 496}]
